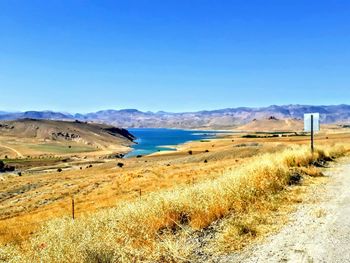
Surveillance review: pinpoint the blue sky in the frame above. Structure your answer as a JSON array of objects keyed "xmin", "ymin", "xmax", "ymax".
[{"xmin": 0, "ymin": 0, "xmax": 349, "ymax": 113}]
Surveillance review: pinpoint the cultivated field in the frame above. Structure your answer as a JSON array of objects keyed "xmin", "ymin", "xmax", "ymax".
[{"xmin": 1, "ymin": 125, "xmax": 350, "ymax": 262}]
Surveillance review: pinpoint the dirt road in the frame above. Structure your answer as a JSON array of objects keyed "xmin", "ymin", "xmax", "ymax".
[
  {"xmin": 219, "ymin": 158, "xmax": 350, "ymax": 263},
  {"xmin": 0, "ymin": 144, "xmax": 23, "ymax": 157}
]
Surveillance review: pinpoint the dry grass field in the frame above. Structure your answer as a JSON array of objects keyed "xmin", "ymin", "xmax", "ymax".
[{"xmin": 1, "ymin": 125, "xmax": 350, "ymax": 262}]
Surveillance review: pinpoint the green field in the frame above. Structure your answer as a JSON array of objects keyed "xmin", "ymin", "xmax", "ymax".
[{"xmin": 27, "ymin": 143, "xmax": 97, "ymax": 154}]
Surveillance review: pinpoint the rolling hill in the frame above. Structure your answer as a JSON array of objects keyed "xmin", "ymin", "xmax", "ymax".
[
  {"xmin": 0, "ymin": 119, "xmax": 135, "ymax": 157},
  {"xmin": 237, "ymin": 117, "xmax": 304, "ymax": 132}
]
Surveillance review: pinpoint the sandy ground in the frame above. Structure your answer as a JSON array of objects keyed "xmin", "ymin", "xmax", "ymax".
[
  {"xmin": 218, "ymin": 158, "xmax": 350, "ymax": 263},
  {"xmin": 0, "ymin": 144, "xmax": 23, "ymax": 157}
]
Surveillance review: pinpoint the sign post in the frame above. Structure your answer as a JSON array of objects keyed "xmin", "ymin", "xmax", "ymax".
[
  {"xmin": 304, "ymin": 113, "xmax": 320, "ymax": 153},
  {"xmin": 311, "ymin": 115, "xmax": 314, "ymax": 153}
]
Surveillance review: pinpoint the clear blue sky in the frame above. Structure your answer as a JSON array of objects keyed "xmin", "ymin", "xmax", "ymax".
[{"xmin": 0, "ymin": 0, "xmax": 349, "ymax": 113}]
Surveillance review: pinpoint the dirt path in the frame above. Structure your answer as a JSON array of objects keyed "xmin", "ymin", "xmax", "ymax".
[
  {"xmin": 0, "ymin": 144, "xmax": 23, "ymax": 157},
  {"xmin": 219, "ymin": 158, "xmax": 350, "ymax": 263}
]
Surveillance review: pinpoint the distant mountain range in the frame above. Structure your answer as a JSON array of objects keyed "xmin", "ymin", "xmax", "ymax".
[{"xmin": 1, "ymin": 105, "xmax": 350, "ymax": 129}]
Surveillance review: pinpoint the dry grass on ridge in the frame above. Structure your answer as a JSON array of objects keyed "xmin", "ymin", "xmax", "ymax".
[{"xmin": 1, "ymin": 144, "xmax": 348, "ymax": 262}]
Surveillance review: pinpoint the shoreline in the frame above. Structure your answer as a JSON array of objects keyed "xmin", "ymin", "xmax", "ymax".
[
  {"xmin": 124, "ymin": 128, "xmax": 237, "ymax": 158},
  {"xmin": 148, "ymin": 132, "xmax": 234, "ymax": 157}
]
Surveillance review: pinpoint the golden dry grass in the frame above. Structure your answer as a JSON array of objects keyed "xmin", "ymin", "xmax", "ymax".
[
  {"xmin": 0, "ymin": 136, "xmax": 287, "ymax": 245},
  {"xmin": 1, "ymin": 143, "xmax": 348, "ymax": 262}
]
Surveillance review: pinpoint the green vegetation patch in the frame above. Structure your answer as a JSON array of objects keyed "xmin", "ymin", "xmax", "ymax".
[
  {"xmin": 242, "ymin": 132, "xmax": 308, "ymax": 139},
  {"xmin": 27, "ymin": 143, "xmax": 96, "ymax": 154}
]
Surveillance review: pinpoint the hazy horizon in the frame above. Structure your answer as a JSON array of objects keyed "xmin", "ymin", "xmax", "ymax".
[{"xmin": 1, "ymin": 103, "xmax": 350, "ymax": 115}]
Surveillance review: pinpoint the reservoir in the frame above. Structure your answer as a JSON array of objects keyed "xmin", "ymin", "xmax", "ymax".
[{"xmin": 125, "ymin": 128, "xmax": 227, "ymax": 157}]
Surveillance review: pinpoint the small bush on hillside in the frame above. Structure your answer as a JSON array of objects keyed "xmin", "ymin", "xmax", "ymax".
[
  {"xmin": 7, "ymin": 166, "xmax": 15, "ymax": 172},
  {"xmin": 0, "ymin": 161, "xmax": 15, "ymax": 172},
  {"xmin": 117, "ymin": 162, "xmax": 124, "ymax": 168},
  {"xmin": 188, "ymin": 150, "xmax": 193, "ymax": 155}
]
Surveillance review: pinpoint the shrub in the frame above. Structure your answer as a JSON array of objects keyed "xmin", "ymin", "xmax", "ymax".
[{"xmin": 7, "ymin": 166, "xmax": 15, "ymax": 172}]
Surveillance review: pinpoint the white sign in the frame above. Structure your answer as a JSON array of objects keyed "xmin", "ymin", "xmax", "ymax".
[{"xmin": 304, "ymin": 113, "xmax": 320, "ymax": 132}]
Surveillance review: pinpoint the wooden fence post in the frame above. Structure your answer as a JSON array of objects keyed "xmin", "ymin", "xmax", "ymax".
[{"xmin": 72, "ymin": 196, "xmax": 75, "ymax": 220}]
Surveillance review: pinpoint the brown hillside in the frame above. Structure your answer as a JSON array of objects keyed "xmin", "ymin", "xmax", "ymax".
[
  {"xmin": 0, "ymin": 119, "xmax": 134, "ymax": 157},
  {"xmin": 237, "ymin": 117, "xmax": 304, "ymax": 132}
]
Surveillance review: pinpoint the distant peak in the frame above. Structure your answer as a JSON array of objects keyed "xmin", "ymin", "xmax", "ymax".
[{"xmin": 118, "ymin": 109, "xmax": 142, "ymax": 113}]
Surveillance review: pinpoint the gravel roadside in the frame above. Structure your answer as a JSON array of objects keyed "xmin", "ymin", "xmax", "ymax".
[{"xmin": 217, "ymin": 158, "xmax": 350, "ymax": 263}]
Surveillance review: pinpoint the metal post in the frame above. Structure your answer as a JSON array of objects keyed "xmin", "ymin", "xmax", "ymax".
[
  {"xmin": 311, "ymin": 114, "xmax": 314, "ymax": 153},
  {"xmin": 72, "ymin": 197, "xmax": 75, "ymax": 220}
]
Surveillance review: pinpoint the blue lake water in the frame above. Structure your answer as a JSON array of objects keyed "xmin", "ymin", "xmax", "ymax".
[{"xmin": 125, "ymin": 128, "xmax": 227, "ymax": 157}]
